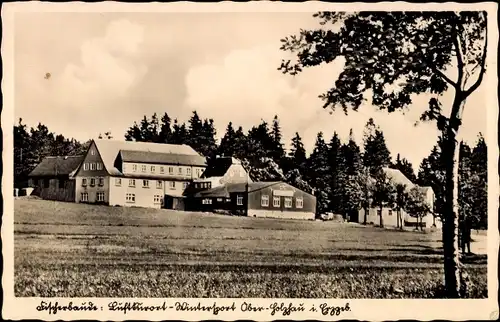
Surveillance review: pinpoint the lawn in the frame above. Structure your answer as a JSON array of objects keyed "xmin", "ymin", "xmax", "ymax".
[{"xmin": 13, "ymin": 198, "xmax": 487, "ymax": 298}]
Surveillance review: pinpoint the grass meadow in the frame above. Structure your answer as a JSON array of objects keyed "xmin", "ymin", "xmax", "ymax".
[{"xmin": 13, "ymin": 199, "xmax": 487, "ymax": 298}]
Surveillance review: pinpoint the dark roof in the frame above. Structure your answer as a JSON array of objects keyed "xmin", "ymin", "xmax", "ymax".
[
  {"xmin": 120, "ymin": 150, "xmax": 207, "ymax": 167},
  {"xmin": 192, "ymin": 181, "xmax": 281, "ymax": 198},
  {"xmin": 201, "ymin": 157, "xmax": 243, "ymax": 178},
  {"xmin": 93, "ymin": 139, "xmax": 206, "ymax": 175},
  {"xmin": 28, "ymin": 155, "xmax": 84, "ymax": 177}
]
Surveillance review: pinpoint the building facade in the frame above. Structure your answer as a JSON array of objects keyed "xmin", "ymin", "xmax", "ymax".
[
  {"xmin": 357, "ymin": 167, "xmax": 441, "ymax": 229},
  {"xmin": 29, "ymin": 139, "xmax": 207, "ymax": 209}
]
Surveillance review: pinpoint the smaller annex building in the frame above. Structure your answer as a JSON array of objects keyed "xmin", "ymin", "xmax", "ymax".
[
  {"xmin": 28, "ymin": 155, "xmax": 84, "ymax": 202},
  {"xmin": 186, "ymin": 180, "xmax": 316, "ymax": 221},
  {"xmin": 184, "ymin": 156, "xmax": 317, "ymax": 220}
]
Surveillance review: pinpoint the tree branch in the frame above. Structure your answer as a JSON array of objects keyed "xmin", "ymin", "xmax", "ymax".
[
  {"xmin": 453, "ymin": 28, "xmax": 466, "ymax": 90},
  {"xmin": 464, "ymin": 27, "xmax": 488, "ymax": 98},
  {"xmin": 431, "ymin": 66, "xmax": 458, "ymax": 89}
]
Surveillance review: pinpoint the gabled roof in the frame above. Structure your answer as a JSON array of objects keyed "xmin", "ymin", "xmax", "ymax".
[
  {"xmin": 418, "ymin": 186, "xmax": 434, "ymax": 195},
  {"xmin": 93, "ymin": 139, "xmax": 207, "ymax": 176},
  {"xmin": 28, "ymin": 155, "xmax": 84, "ymax": 177},
  {"xmin": 201, "ymin": 156, "xmax": 242, "ymax": 178},
  {"xmin": 120, "ymin": 150, "xmax": 206, "ymax": 167},
  {"xmin": 382, "ymin": 167, "xmax": 415, "ymax": 188}
]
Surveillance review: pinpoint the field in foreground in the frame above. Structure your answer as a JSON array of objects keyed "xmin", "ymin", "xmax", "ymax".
[{"xmin": 14, "ymin": 199, "xmax": 487, "ymax": 298}]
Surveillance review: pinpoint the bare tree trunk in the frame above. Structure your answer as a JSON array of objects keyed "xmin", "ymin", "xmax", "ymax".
[
  {"xmin": 363, "ymin": 206, "xmax": 368, "ymax": 225},
  {"xmin": 442, "ymin": 118, "xmax": 463, "ymax": 298},
  {"xmin": 396, "ymin": 208, "xmax": 400, "ymax": 228},
  {"xmin": 379, "ymin": 205, "xmax": 384, "ymax": 227}
]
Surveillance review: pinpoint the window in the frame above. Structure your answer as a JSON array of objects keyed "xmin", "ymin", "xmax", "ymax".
[
  {"xmin": 160, "ymin": 166, "xmax": 164, "ymax": 174},
  {"xmin": 126, "ymin": 193, "xmax": 135, "ymax": 203},
  {"xmin": 187, "ymin": 168, "xmax": 191, "ymax": 176},
  {"xmin": 97, "ymin": 162, "xmax": 103, "ymax": 170},
  {"xmin": 296, "ymin": 197, "xmax": 304, "ymax": 209},
  {"xmin": 217, "ymin": 198, "xmax": 223, "ymax": 202},
  {"xmin": 157, "ymin": 181, "xmax": 163, "ymax": 189},
  {"xmin": 115, "ymin": 178, "xmax": 121, "ymax": 186},
  {"xmin": 183, "ymin": 182, "xmax": 188, "ymax": 190},
  {"xmin": 142, "ymin": 165, "xmax": 147, "ymax": 173},
  {"xmin": 196, "ymin": 168, "xmax": 201, "ymax": 177},
  {"xmin": 90, "ymin": 163, "xmax": 96, "ymax": 170},
  {"xmin": 143, "ymin": 180, "xmax": 149, "ymax": 188},
  {"xmin": 83, "ymin": 163, "xmax": 89, "ymax": 171},
  {"xmin": 58, "ymin": 179, "xmax": 65, "ymax": 189},
  {"xmin": 90, "ymin": 178, "xmax": 96, "ymax": 187},
  {"xmin": 169, "ymin": 181, "xmax": 176, "ymax": 189},
  {"xmin": 98, "ymin": 177, "xmax": 104, "ymax": 186},
  {"xmin": 81, "ymin": 193, "xmax": 89, "ymax": 202},
  {"xmin": 129, "ymin": 179, "xmax": 136, "ymax": 187},
  {"xmin": 202, "ymin": 199, "xmax": 212, "ymax": 205},
  {"xmin": 132, "ymin": 164, "xmax": 137, "ymax": 172},
  {"xmin": 90, "ymin": 149, "xmax": 95, "ymax": 156},
  {"xmin": 261, "ymin": 195, "xmax": 269, "ymax": 207},
  {"xmin": 273, "ymin": 196, "xmax": 280, "ymax": 207},
  {"xmin": 284, "ymin": 197, "xmax": 292, "ymax": 208},
  {"xmin": 151, "ymin": 166, "xmax": 155, "ymax": 173},
  {"xmin": 388, "ymin": 210, "xmax": 393, "ymax": 216},
  {"xmin": 154, "ymin": 195, "xmax": 162, "ymax": 204},
  {"xmin": 178, "ymin": 167, "xmax": 183, "ymax": 175},
  {"xmin": 237, "ymin": 195, "xmax": 244, "ymax": 206},
  {"xmin": 38, "ymin": 179, "xmax": 43, "ymax": 187},
  {"xmin": 96, "ymin": 192, "xmax": 105, "ymax": 202},
  {"xmin": 169, "ymin": 167, "xmax": 174, "ymax": 175},
  {"xmin": 82, "ymin": 178, "xmax": 87, "ymax": 187}
]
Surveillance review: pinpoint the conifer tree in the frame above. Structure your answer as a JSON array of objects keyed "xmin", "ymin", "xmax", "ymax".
[
  {"xmin": 328, "ymin": 132, "xmax": 343, "ymax": 214},
  {"xmin": 159, "ymin": 112, "xmax": 172, "ymax": 143},
  {"xmin": 362, "ymin": 118, "xmax": 391, "ymax": 175},
  {"xmin": 270, "ymin": 115, "xmax": 286, "ymax": 164},
  {"xmin": 307, "ymin": 132, "xmax": 331, "ymax": 214},
  {"xmin": 219, "ymin": 122, "xmax": 236, "ymax": 157},
  {"xmin": 288, "ymin": 132, "xmax": 307, "ymax": 174},
  {"xmin": 233, "ymin": 126, "xmax": 248, "ymax": 161},
  {"xmin": 171, "ymin": 119, "xmax": 189, "ymax": 145}
]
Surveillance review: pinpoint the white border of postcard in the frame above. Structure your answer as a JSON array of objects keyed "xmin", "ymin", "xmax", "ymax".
[{"xmin": 2, "ymin": 1, "xmax": 499, "ymax": 321}]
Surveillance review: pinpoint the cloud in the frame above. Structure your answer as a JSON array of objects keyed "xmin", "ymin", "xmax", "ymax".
[
  {"xmin": 57, "ymin": 19, "xmax": 147, "ymax": 108},
  {"xmin": 184, "ymin": 44, "xmax": 343, "ymax": 144},
  {"xmin": 183, "ymin": 44, "xmax": 445, "ymax": 169}
]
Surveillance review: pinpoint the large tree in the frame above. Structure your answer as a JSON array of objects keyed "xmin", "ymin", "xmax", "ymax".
[
  {"xmin": 406, "ymin": 186, "xmax": 433, "ymax": 231},
  {"xmin": 371, "ymin": 169, "xmax": 396, "ymax": 228},
  {"xmin": 279, "ymin": 11, "xmax": 488, "ymax": 298}
]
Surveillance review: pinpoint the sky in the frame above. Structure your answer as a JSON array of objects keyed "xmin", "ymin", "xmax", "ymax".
[{"xmin": 14, "ymin": 12, "xmax": 488, "ymax": 171}]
